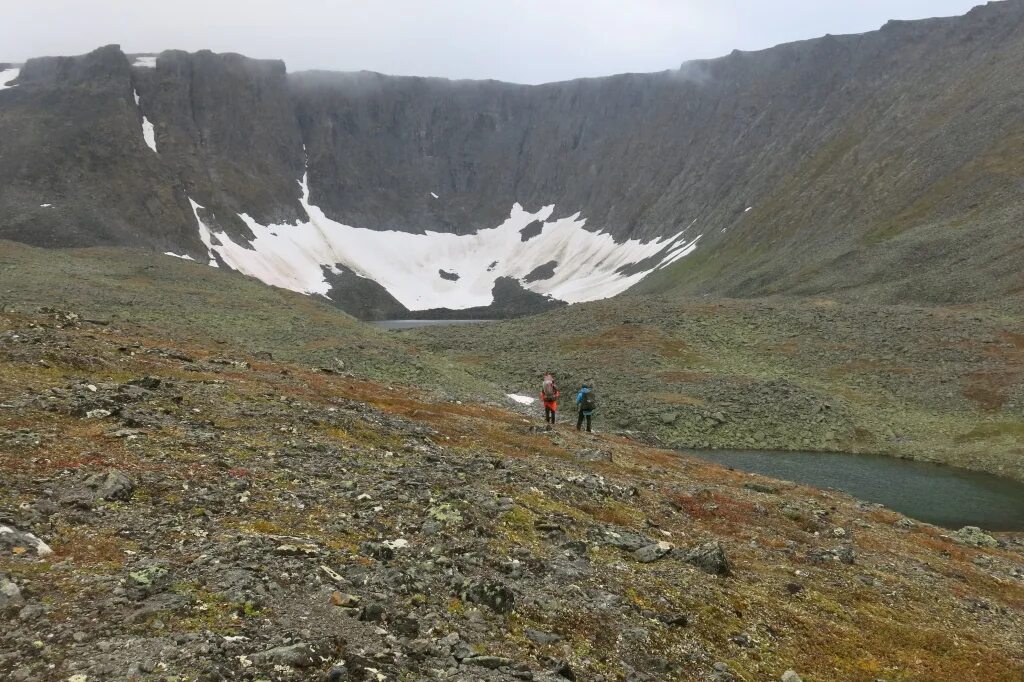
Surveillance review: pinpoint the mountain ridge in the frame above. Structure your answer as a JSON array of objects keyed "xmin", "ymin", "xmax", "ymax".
[{"xmin": 1, "ymin": 0, "xmax": 1021, "ymax": 316}]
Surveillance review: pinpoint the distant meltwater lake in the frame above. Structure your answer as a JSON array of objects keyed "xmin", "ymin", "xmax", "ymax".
[
  {"xmin": 691, "ymin": 449, "xmax": 1024, "ymax": 531},
  {"xmin": 371, "ymin": 319, "xmax": 495, "ymax": 330}
]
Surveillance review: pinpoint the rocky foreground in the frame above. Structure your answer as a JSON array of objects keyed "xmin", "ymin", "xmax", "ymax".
[{"xmin": 2, "ymin": 308, "xmax": 1024, "ymax": 681}]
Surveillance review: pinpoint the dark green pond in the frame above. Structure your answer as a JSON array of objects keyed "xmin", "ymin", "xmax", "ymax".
[
  {"xmin": 691, "ymin": 449, "xmax": 1024, "ymax": 531},
  {"xmin": 371, "ymin": 319, "xmax": 494, "ymax": 330}
]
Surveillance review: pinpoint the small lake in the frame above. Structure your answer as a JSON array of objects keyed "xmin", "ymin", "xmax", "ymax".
[
  {"xmin": 690, "ymin": 449, "xmax": 1024, "ymax": 531},
  {"xmin": 371, "ymin": 319, "xmax": 495, "ymax": 331}
]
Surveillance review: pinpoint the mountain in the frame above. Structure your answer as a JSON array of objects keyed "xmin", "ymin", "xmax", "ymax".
[{"xmin": 1, "ymin": 2, "xmax": 1022, "ymax": 317}]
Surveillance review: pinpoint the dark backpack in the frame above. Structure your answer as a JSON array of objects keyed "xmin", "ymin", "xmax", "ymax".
[
  {"xmin": 543, "ymin": 381, "xmax": 557, "ymax": 400},
  {"xmin": 581, "ymin": 390, "xmax": 596, "ymax": 411}
]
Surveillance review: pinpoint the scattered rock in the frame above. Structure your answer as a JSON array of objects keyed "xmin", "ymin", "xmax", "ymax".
[
  {"xmin": 329, "ymin": 592, "xmax": 360, "ymax": 608},
  {"xmin": 459, "ymin": 578, "xmax": 515, "ymax": 613},
  {"xmin": 463, "ymin": 654, "xmax": 513, "ymax": 669},
  {"xmin": 601, "ymin": 528, "xmax": 654, "ymax": 552},
  {"xmin": 676, "ymin": 541, "xmax": 731, "ymax": 576},
  {"xmin": 526, "ymin": 628, "xmax": 563, "ymax": 645},
  {"xmin": 806, "ymin": 547, "xmax": 856, "ymax": 565},
  {"xmin": 575, "ymin": 448, "xmax": 612, "ymax": 462},
  {"xmin": 249, "ymin": 642, "xmax": 320, "ymax": 669},
  {"xmin": 359, "ymin": 602, "xmax": 385, "ymax": 622},
  {"xmin": 0, "ymin": 525, "xmax": 53, "ymax": 556},
  {"xmin": 634, "ymin": 541, "xmax": 673, "ymax": 563},
  {"xmin": 951, "ymin": 526, "xmax": 999, "ymax": 548},
  {"xmin": 782, "ymin": 671, "xmax": 803, "ymax": 682},
  {"xmin": 63, "ymin": 469, "xmax": 135, "ymax": 508},
  {"xmin": 1, "ymin": 574, "xmax": 25, "ymax": 611}
]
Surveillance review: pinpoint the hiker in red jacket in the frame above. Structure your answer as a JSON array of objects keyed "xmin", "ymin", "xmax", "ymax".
[{"xmin": 540, "ymin": 373, "xmax": 560, "ymax": 425}]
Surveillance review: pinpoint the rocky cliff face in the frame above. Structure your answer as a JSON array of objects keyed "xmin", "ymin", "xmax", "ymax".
[{"xmin": 1, "ymin": 1, "xmax": 1022, "ymax": 316}]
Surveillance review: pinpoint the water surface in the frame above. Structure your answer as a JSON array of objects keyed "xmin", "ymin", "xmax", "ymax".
[
  {"xmin": 371, "ymin": 319, "xmax": 495, "ymax": 331},
  {"xmin": 690, "ymin": 449, "xmax": 1024, "ymax": 531}
]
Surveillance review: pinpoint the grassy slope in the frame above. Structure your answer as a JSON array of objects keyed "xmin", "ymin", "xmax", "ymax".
[
  {"xmin": 1, "ymin": 307, "xmax": 1023, "ymax": 681},
  {"xmin": 409, "ymin": 296, "xmax": 1024, "ymax": 480},
  {"xmin": 0, "ymin": 240, "xmax": 494, "ymax": 399}
]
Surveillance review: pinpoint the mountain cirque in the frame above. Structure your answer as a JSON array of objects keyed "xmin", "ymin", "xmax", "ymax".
[{"xmin": 2, "ymin": 1, "xmax": 1023, "ymax": 316}]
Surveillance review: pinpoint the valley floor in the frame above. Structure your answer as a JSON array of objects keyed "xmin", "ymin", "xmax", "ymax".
[
  {"xmin": 2, "ymin": 308, "xmax": 1024, "ymax": 681},
  {"xmin": 409, "ymin": 296, "xmax": 1024, "ymax": 481}
]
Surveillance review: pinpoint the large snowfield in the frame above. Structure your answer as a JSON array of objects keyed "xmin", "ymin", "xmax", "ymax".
[{"xmin": 184, "ymin": 173, "xmax": 701, "ymax": 311}]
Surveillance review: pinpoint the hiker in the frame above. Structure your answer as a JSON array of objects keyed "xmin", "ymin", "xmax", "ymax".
[
  {"xmin": 540, "ymin": 373, "xmax": 560, "ymax": 425},
  {"xmin": 575, "ymin": 380, "xmax": 596, "ymax": 432}
]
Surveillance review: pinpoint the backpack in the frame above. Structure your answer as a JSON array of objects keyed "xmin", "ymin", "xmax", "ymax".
[
  {"xmin": 581, "ymin": 389, "xmax": 596, "ymax": 411},
  {"xmin": 542, "ymin": 374, "xmax": 557, "ymax": 401},
  {"xmin": 543, "ymin": 382, "xmax": 557, "ymax": 400}
]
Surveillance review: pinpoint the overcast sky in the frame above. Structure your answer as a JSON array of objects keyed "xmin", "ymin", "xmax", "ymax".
[{"xmin": 3, "ymin": 0, "xmax": 986, "ymax": 84}]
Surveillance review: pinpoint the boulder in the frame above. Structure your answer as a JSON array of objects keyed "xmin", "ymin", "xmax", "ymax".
[
  {"xmin": 951, "ymin": 526, "xmax": 999, "ymax": 548},
  {"xmin": 249, "ymin": 642, "xmax": 319, "ymax": 668},
  {"xmin": 63, "ymin": 469, "xmax": 135, "ymax": 508},
  {"xmin": 601, "ymin": 528, "xmax": 654, "ymax": 552},
  {"xmin": 676, "ymin": 541, "xmax": 731, "ymax": 576},
  {"xmin": 575, "ymin": 448, "xmax": 612, "ymax": 462},
  {"xmin": 459, "ymin": 578, "xmax": 515, "ymax": 613},
  {"xmin": 0, "ymin": 525, "xmax": 54, "ymax": 556},
  {"xmin": 634, "ymin": 541, "xmax": 673, "ymax": 563},
  {"xmin": 1, "ymin": 574, "xmax": 24, "ymax": 611}
]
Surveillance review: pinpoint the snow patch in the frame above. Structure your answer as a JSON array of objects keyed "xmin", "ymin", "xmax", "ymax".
[
  {"xmin": 507, "ymin": 394, "xmax": 536, "ymax": 405},
  {"xmin": 186, "ymin": 171, "xmax": 703, "ymax": 310},
  {"xmin": 0, "ymin": 67, "xmax": 19, "ymax": 91},
  {"xmin": 744, "ymin": 206, "xmax": 753, "ymax": 212},
  {"xmin": 40, "ymin": 203, "xmax": 53, "ymax": 208},
  {"xmin": 132, "ymin": 89, "xmax": 158, "ymax": 153},
  {"xmin": 430, "ymin": 192, "xmax": 439, "ymax": 199},
  {"xmin": 188, "ymin": 197, "xmax": 223, "ymax": 269},
  {"xmin": 658, "ymin": 235, "xmax": 703, "ymax": 268},
  {"xmin": 133, "ymin": 56, "xmax": 157, "ymax": 68},
  {"xmin": 142, "ymin": 117, "xmax": 157, "ymax": 153},
  {"xmin": 164, "ymin": 252, "xmax": 195, "ymax": 261}
]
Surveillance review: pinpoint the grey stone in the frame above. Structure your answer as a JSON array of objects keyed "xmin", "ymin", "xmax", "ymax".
[
  {"xmin": 951, "ymin": 526, "xmax": 999, "ymax": 548},
  {"xmin": 460, "ymin": 578, "xmax": 515, "ymax": 613},
  {"xmin": 677, "ymin": 541, "xmax": 731, "ymax": 576},
  {"xmin": 633, "ymin": 541, "xmax": 673, "ymax": 563},
  {"xmin": 526, "ymin": 628, "xmax": 563, "ymax": 645},
  {"xmin": 464, "ymin": 655, "xmax": 513, "ymax": 669},
  {"xmin": 250, "ymin": 642, "xmax": 319, "ymax": 668},
  {"xmin": 0, "ymin": 525, "xmax": 53, "ymax": 556},
  {"xmin": 575, "ymin": 448, "xmax": 612, "ymax": 462},
  {"xmin": 63, "ymin": 469, "xmax": 135, "ymax": 508},
  {"xmin": 1, "ymin": 574, "xmax": 24, "ymax": 611}
]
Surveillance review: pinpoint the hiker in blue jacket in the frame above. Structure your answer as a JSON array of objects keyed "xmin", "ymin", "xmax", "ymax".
[{"xmin": 575, "ymin": 380, "xmax": 596, "ymax": 432}]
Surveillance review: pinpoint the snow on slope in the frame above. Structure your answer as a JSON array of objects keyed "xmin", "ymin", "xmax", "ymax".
[
  {"xmin": 142, "ymin": 118, "xmax": 157, "ymax": 153},
  {"xmin": 132, "ymin": 89, "xmax": 158, "ymax": 153},
  {"xmin": 133, "ymin": 56, "xmax": 157, "ymax": 68},
  {"xmin": 185, "ymin": 173, "xmax": 702, "ymax": 310},
  {"xmin": 0, "ymin": 67, "xmax": 20, "ymax": 91}
]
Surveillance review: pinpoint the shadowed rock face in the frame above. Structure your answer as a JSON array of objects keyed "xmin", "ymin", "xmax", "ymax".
[{"xmin": 1, "ymin": 1, "xmax": 1023, "ymax": 315}]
